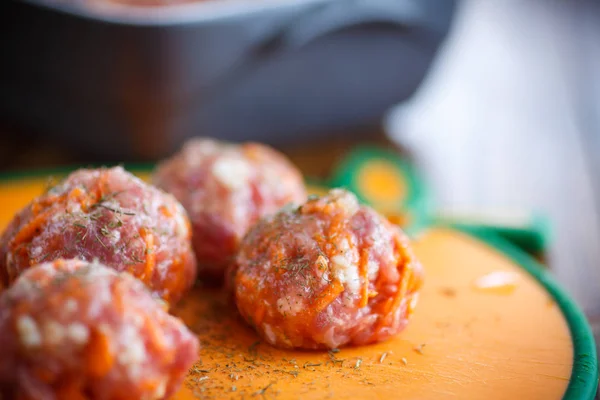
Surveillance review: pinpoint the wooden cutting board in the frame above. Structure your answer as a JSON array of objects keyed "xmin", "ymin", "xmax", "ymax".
[{"xmin": 0, "ymin": 172, "xmax": 596, "ymax": 400}]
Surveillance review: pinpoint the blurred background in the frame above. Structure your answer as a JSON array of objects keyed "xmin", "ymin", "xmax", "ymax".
[{"xmin": 1, "ymin": 0, "xmax": 599, "ymax": 354}]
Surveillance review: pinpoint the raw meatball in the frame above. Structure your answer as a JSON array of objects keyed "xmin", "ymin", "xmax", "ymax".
[
  {"xmin": 231, "ymin": 189, "xmax": 423, "ymax": 350},
  {"xmin": 153, "ymin": 138, "xmax": 307, "ymax": 281},
  {"xmin": 0, "ymin": 167, "xmax": 196, "ymax": 303},
  {"xmin": 0, "ymin": 259, "xmax": 199, "ymax": 400}
]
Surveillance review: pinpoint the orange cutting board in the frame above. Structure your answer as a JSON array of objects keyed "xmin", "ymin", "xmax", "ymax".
[{"xmin": 0, "ymin": 174, "xmax": 596, "ymax": 400}]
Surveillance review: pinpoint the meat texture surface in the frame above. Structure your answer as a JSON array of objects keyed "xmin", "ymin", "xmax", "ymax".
[
  {"xmin": 153, "ymin": 138, "xmax": 306, "ymax": 281},
  {"xmin": 231, "ymin": 189, "xmax": 423, "ymax": 350},
  {"xmin": 0, "ymin": 259, "xmax": 199, "ymax": 400},
  {"xmin": 0, "ymin": 167, "xmax": 197, "ymax": 303}
]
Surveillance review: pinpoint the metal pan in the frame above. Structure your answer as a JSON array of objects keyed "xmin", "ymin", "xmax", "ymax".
[{"xmin": 0, "ymin": 0, "xmax": 455, "ymax": 159}]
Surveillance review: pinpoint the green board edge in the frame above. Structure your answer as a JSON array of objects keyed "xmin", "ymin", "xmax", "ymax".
[{"xmin": 456, "ymin": 225, "xmax": 599, "ymax": 400}]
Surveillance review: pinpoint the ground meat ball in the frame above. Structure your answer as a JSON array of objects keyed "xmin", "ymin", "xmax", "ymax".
[
  {"xmin": 0, "ymin": 259, "xmax": 199, "ymax": 400},
  {"xmin": 0, "ymin": 167, "xmax": 196, "ymax": 303},
  {"xmin": 153, "ymin": 138, "xmax": 307, "ymax": 281},
  {"xmin": 231, "ymin": 189, "xmax": 423, "ymax": 350}
]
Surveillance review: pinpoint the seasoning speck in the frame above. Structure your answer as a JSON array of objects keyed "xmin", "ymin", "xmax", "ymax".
[
  {"xmin": 254, "ymin": 382, "xmax": 274, "ymax": 396},
  {"xmin": 439, "ymin": 287, "xmax": 456, "ymax": 297},
  {"xmin": 414, "ymin": 344, "xmax": 426, "ymax": 355},
  {"xmin": 248, "ymin": 341, "xmax": 261, "ymax": 353},
  {"xmin": 303, "ymin": 362, "xmax": 322, "ymax": 369},
  {"xmin": 379, "ymin": 352, "xmax": 388, "ymax": 363}
]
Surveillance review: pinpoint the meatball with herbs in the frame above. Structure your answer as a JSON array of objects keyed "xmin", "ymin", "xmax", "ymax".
[
  {"xmin": 0, "ymin": 167, "xmax": 196, "ymax": 303},
  {"xmin": 153, "ymin": 138, "xmax": 307, "ymax": 282},
  {"xmin": 231, "ymin": 189, "xmax": 423, "ymax": 350},
  {"xmin": 0, "ymin": 259, "xmax": 199, "ymax": 400}
]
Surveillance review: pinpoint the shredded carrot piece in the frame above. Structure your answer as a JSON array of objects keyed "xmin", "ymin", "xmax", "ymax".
[
  {"xmin": 144, "ymin": 317, "xmax": 172, "ymax": 361},
  {"xmin": 313, "ymin": 280, "xmax": 345, "ymax": 313},
  {"xmin": 236, "ymin": 272, "xmax": 255, "ymax": 287},
  {"xmin": 110, "ymin": 280, "xmax": 126, "ymax": 314},
  {"xmin": 85, "ymin": 330, "xmax": 114, "ymax": 378},
  {"xmin": 24, "ymin": 188, "xmax": 90, "ymax": 241},
  {"xmin": 32, "ymin": 366, "xmax": 56, "ymax": 384},
  {"xmin": 373, "ymin": 234, "xmax": 421, "ymax": 336},
  {"xmin": 358, "ymin": 248, "xmax": 369, "ymax": 308},
  {"xmin": 94, "ymin": 170, "xmax": 109, "ymax": 202},
  {"xmin": 31, "ymin": 200, "xmax": 43, "ymax": 216},
  {"xmin": 254, "ymin": 304, "xmax": 266, "ymax": 325},
  {"xmin": 139, "ymin": 379, "xmax": 166, "ymax": 396},
  {"xmin": 162, "ymin": 269, "xmax": 178, "ymax": 304},
  {"xmin": 374, "ymin": 277, "xmax": 409, "ymax": 337},
  {"xmin": 10, "ymin": 209, "xmax": 53, "ymax": 248},
  {"xmin": 389, "ymin": 287, "xmax": 405, "ymax": 315},
  {"xmin": 55, "ymin": 378, "xmax": 86, "ymax": 400},
  {"xmin": 386, "ymin": 269, "xmax": 410, "ymax": 318},
  {"xmin": 140, "ymin": 228, "xmax": 156, "ymax": 283},
  {"xmin": 159, "ymin": 205, "xmax": 173, "ymax": 218},
  {"xmin": 390, "ymin": 234, "xmax": 419, "ymax": 311},
  {"xmin": 68, "ymin": 187, "xmax": 85, "ymax": 202},
  {"xmin": 35, "ymin": 192, "xmax": 61, "ymax": 213},
  {"xmin": 380, "ymin": 297, "xmax": 394, "ymax": 315}
]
